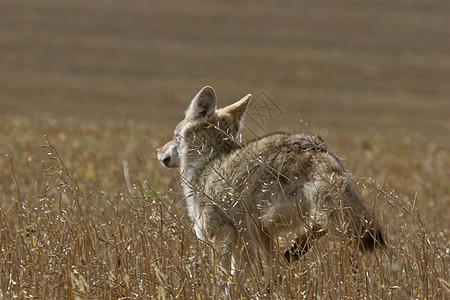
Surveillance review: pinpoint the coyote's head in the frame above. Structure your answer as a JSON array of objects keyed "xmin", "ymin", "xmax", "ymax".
[{"xmin": 157, "ymin": 86, "xmax": 251, "ymax": 173}]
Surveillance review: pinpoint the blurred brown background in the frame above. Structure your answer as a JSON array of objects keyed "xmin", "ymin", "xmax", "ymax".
[{"xmin": 1, "ymin": 0, "xmax": 449, "ymax": 142}]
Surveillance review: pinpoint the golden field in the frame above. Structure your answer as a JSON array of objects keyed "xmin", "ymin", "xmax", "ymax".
[{"xmin": 0, "ymin": 0, "xmax": 449, "ymax": 298}]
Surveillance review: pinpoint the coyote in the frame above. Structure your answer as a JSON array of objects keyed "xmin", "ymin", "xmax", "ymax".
[{"xmin": 157, "ymin": 86, "xmax": 385, "ymax": 285}]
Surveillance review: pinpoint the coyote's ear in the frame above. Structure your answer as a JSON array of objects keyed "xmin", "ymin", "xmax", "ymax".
[
  {"xmin": 223, "ymin": 94, "xmax": 251, "ymax": 121},
  {"xmin": 186, "ymin": 86, "xmax": 216, "ymax": 122}
]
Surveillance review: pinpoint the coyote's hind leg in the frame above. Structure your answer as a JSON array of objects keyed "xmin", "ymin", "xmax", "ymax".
[{"xmin": 284, "ymin": 227, "xmax": 327, "ymax": 262}]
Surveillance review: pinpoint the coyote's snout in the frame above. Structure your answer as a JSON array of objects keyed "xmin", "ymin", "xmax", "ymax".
[
  {"xmin": 157, "ymin": 86, "xmax": 385, "ymax": 286},
  {"xmin": 156, "ymin": 140, "xmax": 179, "ymax": 168}
]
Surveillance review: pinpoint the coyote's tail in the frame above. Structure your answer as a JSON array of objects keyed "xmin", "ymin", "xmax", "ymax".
[{"xmin": 341, "ymin": 180, "xmax": 386, "ymax": 251}]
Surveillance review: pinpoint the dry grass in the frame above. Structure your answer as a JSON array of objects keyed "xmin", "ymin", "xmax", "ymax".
[
  {"xmin": 0, "ymin": 116, "xmax": 448, "ymax": 299},
  {"xmin": 0, "ymin": 0, "xmax": 449, "ymax": 298}
]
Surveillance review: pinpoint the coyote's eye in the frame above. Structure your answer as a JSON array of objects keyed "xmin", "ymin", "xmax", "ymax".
[{"xmin": 173, "ymin": 132, "xmax": 181, "ymax": 144}]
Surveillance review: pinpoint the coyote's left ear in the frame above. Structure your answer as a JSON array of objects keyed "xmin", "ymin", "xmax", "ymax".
[
  {"xmin": 224, "ymin": 94, "xmax": 251, "ymax": 121},
  {"xmin": 186, "ymin": 86, "xmax": 216, "ymax": 122}
]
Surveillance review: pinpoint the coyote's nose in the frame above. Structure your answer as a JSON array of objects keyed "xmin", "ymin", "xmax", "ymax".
[
  {"xmin": 161, "ymin": 155, "xmax": 170, "ymax": 167},
  {"xmin": 156, "ymin": 148, "xmax": 171, "ymax": 167}
]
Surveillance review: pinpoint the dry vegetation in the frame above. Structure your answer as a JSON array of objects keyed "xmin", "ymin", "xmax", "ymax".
[
  {"xmin": 1, "ymin": 0, "xmax": 449, "ymax": 299},
  {"xmin": 0, "ymin": 117, "xmax": 448, "ymax": 299}
]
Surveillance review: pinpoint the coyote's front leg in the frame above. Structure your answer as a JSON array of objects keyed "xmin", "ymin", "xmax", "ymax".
[{"xmin": 207, "ymin": 224, "xmax": 241, "ymax": 295}]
